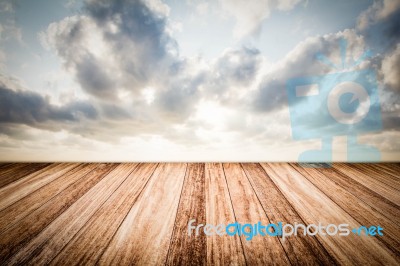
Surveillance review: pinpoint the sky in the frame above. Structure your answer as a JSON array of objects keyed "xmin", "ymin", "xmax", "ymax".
[{"xmin": 0, "ymin": 0, "xmax": 399, "ymax": 162}]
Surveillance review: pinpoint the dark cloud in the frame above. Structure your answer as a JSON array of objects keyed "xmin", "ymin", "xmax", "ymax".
[
  {"xmin": 214, "ymin": 47, "xmax": 261, "ymax": 85},
  {"xmin": 45, "ymin": 0, "xmax": 179, "ymax": 100},
  {"xmin": 75, "ymin": 53, "xmax": 115, "ymax": 99},
  {"xmin": 381, "ymin": 44, "xmax": 400, "ymax": 92},
  {"xmin": 202, "ymin": 47, "xmax": 261, "ymax": 104},
  {"xmin": 155, "ymin": 79, "xmax": 199, "ymax": 119},
  {"xmin": 0, "ymin": 84, "xmax": 97, "ymax": 127},
  {"xmin": 382, "ymin": 111, "xmax": 400, "ymax": 131},
  {"xmin": 253, "ymin": 34, "xmax": 345, "ymax": 112},
  {"xmin": 357, "ymin": 0, "xmax": 400, "ymax": 52},
  {"xmin": 100, "ymin": 103, "xmax": 132, "ymax": 120}
]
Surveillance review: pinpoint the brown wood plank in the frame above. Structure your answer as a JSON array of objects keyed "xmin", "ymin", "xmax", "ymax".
[
  {"xmin": 0, "ymin": 163, "xmax": 30, "ymax": 176},
  {"xmin": 322, "ymin": 165, "xmax": 400, "ymax": 225},
  {"xmin": 0, "ymin": 163, "xmax": 77, "ymax": 211},
  {"xmin": 0, "ymin": 163, "xmax": 15, "ymax": 170},
  {"xmin": 0, "ymin": 163, "xmax": 98, "ymax": 232},
  {"xmin": 166, "ymin": 163, "xmax": 207, "ymax": 266},
  {"xmin": 371, "ymin": 163, "xmax": 400, "ymax": 179},
  {"xmin": 291, "ymin": 163, "xmax": 400, "ymax": 254},
  {"xmin": 0, "ymin": 163, "xmax": 18, "ymax": 173},
  {"xmin": 205, "ymin": 163, "xmax": 245, "ymax": 265},
  {"xmin": 99, "ymin": 163, "xmax": 186, "ymax": 265},
  {"xmin": 50, "ymin": 163, "xmax": 159, "ymax": 265},
  {"xmin": 262, "ymin": 162, "xmax": 400, "ymax": 265},
  {"xmin": 0, "ymin": 163, "xmax": 50, "ymax": 189},
  {"xmin": 241, "ymin": 163, "xmax": 336, "ymax": 265},
  {"xmin": 0, "ymin": 163, "xmax": 116, "ymax": 264},
  {"xmin": 0, "ymin": 162, "xmax": 398, "ymax": 264},
  {"xmin": 334, "ymin": 163, "xmax": 400, "ymax": 206},
  {"xmin": 351, "ymin": 164, "xmax": 400, "ymax": 190},
  {"xmin": 5, "ymin": 163, "xmax": 132, "ymax": 265},
  {"xmin": 381, "ymin": 163, "xmax": 400, "ymax": 172},
  {"xmin": 223, "ymin": 163, "xmax": 291, "ymax": 265}
]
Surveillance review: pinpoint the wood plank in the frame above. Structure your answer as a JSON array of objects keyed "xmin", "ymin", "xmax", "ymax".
[
  {"xmin": 324, "ymin": 165, "xmax": 400, "ymax": 225},
  {"xmin": 262, "ymin": 162, "xmax": 400, "ymax": 265},
  {"xmin": 370, "ymin": 164, "xmax": 400, "ymax": 179},
  {"xmin": 0, "ymin": 163, "xmax": 97, "ymax": 232},
  {"xmin": 223, "ymin": 163, "xmax": 291, "ymax": 265},
  {"xmin": 291, "ymin": 163, "xmax": 400, "ymax": 254},
  {"xmin": 334, "ymin": 163, "xmax": 400, "ymax": 206},
  {"xmin": 204, "ymin": 163, "xmax": 245, "ymax": 265},
  {"xmin": 381, "ymin": 163, "xmax": 400, "ymax": 172},
  {"xmin": 0, "ymin": 163, "xmax": 115, "ymax": 263},
  {"xmin": 50, "ymin": 163, "xmax": 159, "ymax": 265},
  {"xmin": 166, "ymin": 163, "xmax": 207, "ymax": 266},
  {"xmin": 0, "ymin": 163, "xmax": 50, "ymax": 189},
  {"xmin": 99, "ymin": 163, "xmax": 186, "ymax": 265},
  {"xmin": 0, "ymin": 163, "xmax": 30, "ymax": 176},
  {"xmin": 351, "ymin": 163, "xmax": 400, "ymax": 190},
  {"xmin": 0, "ymin": 162, "xmax": 398, "ymax": 264},
  {"xmin": 0, "ymin": 163, "xmax": 77, "ymax": 211},
  {"xmin": 0, "ymin": 163, "xmax": 18, "ymax": 173},
  {"xmin": 241, "ymin": 163, "xmax": 336, "ymax": 265},
  {"xmin": 0, "ymin": 163, "xmax": 15, "ymax": 170},
  {"xmin": 5, "ymin": 163, "xmax": 131, "ymax": 265}
]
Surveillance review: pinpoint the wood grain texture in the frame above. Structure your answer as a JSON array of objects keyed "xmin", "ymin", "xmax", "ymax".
[
  {"xmin": 381, "ymin": 163, "xmax": 400, "ymax": 173},
  {"xmin": 334, "ymin": 163, "xmax": 400, "ymax": 206},
  {"xmin": 377, "ymin": 163, "xmax": 400, "ymax": 177},
  {"xmin": 241, "ymin": 163, "xmax": 336, "ymax": 265},
  {"xmin": 0, "ymin": 163, "xmax": 398, "ymax": 265},
  {"xmin": 223, "ymin": 163, "xmax": 291, "ymax": 265},
  {"xmin": 0, "ymin": 163, "xmax": 15, "ymax": 170},
  {"xmin": 99, "ymin": 163, "xmax": 185, "ymax": 265},
  {"xmin": 0, "ymin": 163, "xmax": 97, "ymax": 232},
  {"xmin": 50, "ymin": 163, "xmax": 158, "ymax": 265},
  {"xmin": 353, "ymin": 163, "xmax": 400, "ymax": 189},
  {"xmin": 291, "ymin": 163, "xmax": 400, "ymax": 254},
  {"xmin": 0, "ymin": 163, "xmax": 76, "ymax": 211},
  {"xmin": 0, "ymin": 163, "xmax": 116, "ymax": 264},
  {"xmin": 0, "ymin": 163, "xmax": 50, "ymax": 189},
  {"xmin": 6, "ymin": 163, "xmax": 135, "ymax": 265},
  {"xmin": 323, "ymin": 164, "xmax": 400, "ymax": 225},
  {"xmin": 0, "ymin": 163, "xmax": 31, "ymax": 178},
  {"xmin": 205, "ymin": 163, "xmax": 246, "ymax": 265},
  {"xmin": 166, "ymin": 163, "xmax": 207, "ymax": 266},
  {"xmin": 262, "ymin": 162, "xmax": 399, "ymax": 265}
]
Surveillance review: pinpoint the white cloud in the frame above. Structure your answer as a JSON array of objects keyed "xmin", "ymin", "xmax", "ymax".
[
  {"xmin": 357, "ymin": 0, "xmax": 400, "ymax": 30},
  {"xmin": 218, "ymin": 0, "xmax": 302, "ymax": 38},
  {"xmin": 0, "ymin": 1, "xmax": 14, "ymax": 13},
  {"xmin": 381, "ymin": 44, "xmax": 400, "ymax": 92},
  {"xmin": 1, "ymin": 0, "xmax": 400, "ymax": 161}
]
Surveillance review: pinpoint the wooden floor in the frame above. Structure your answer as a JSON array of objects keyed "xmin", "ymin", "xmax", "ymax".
[{"xmin": 0, "ymin": 163, "xmax": 399, "ymax": 265}]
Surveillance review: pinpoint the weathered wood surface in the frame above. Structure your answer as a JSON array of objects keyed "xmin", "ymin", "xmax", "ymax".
[{"xmin": 0, "ymin": 163, "xmax": 398, "ymax": 265}]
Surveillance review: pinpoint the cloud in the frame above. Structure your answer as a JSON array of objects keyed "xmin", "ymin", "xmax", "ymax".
[
  {"xmin": 36, "ymin": 0, "xmax": 400, "ymax": 148},
  {"xmin": 0, "ymin": 77, "xmax": 97, "ymax": 131},
  {"xmin": 381, "ymin": 44, "xmax": 400, "ymax": 92},
  {"xmin": 252, "ymin": 29, "xmax": 368, "ymax": 112},
  {"xmin": 1, "ymin": 0, "xmax": 399, "ymax": 160},
  {"xmin": 0, "ymin": 1, "xmax": 15, "ymax": 13},
  {"xmin": 43, "ymin": 0, "xmax": 179, "ymax": 101},
  {"xmin": 213, "ymin": 47, "xmax": 261, "ymax": 86},
  {"xmin": 357, "ymin": 0, "xmax": 400, "ymax": 53},
  {"xmin": 357, "ymin": 0, "xmax": 400, "ymax": 30},
  {"xmin": 0, "ymin": 1, "xmax": 22, "ymax": 67},
  {"xmin": 218, "ymin": 0, "xmax": 303, "ymax": 38},
  {"xmin": 203, "ymin": 47, "xmax": 262, "ymax": 104}
]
